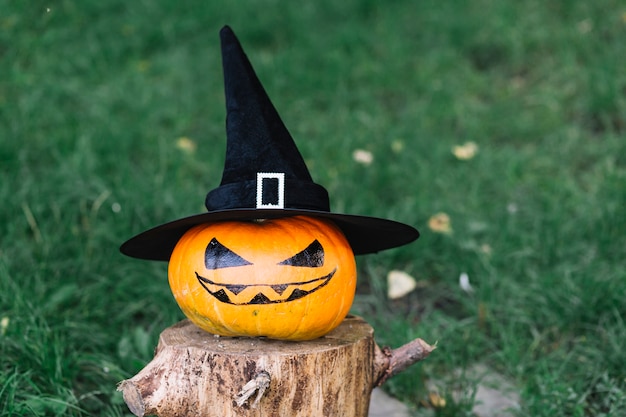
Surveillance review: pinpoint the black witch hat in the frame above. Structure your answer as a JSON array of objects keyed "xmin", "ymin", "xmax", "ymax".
[{"xmin": 120, "ymin": 26, "xmax": 419, "ymax": 261}]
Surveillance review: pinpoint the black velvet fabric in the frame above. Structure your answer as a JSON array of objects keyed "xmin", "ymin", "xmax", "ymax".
[
  {"xmin": 120, "ymin": 26, "xmax": 419, "ymax": 261},
  {"xmin": 205, "ymin": 179, "xmax": 330, "ymax": 212},
  {"xmin": 206, "ymin": 26, "xmax": 331, "ymax": 213},
  {"xmin": 220, "ymin": 26, "xmax": 312, "ymax": 185}
]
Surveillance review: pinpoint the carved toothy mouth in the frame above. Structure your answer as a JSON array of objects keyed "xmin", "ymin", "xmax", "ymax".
[{"xmin": 195, "ymin": 268, "xmax": 337, "ymax": 305}]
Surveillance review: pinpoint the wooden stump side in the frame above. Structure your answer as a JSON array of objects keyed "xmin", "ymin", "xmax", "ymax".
[{"xmin": 118, "ymin": 316, "xmax": 434, "ymax": 417}]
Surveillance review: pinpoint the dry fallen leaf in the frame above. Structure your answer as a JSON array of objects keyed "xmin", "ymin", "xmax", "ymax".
[
  {"xmin": 176, "ymin": 137, "xmax": 197, "ymax": 153},
  {"xmin": 459, "ymin": 272, "xmax": 474, "ymax": 293},
  {"xmin": 387, "ymin": 270, "xmax": 417, "ymax": 299},
  {"xmin": 0, "ymin": 316, "xmax": 9, "ymax": 336},
  {"xmin": 429, "ymin": 391, "xmax": 447, "ymax": 408},
  {"xmin": 352, "ymin": 149, "xmax": 373, "ymax": 165},
  {"xmin": 452, "ymin": 141, "xmax": 478, "ymax": 160},
  {"xmin": 428, "ymin": 212, "xmax": 452, "ymax": 234}
]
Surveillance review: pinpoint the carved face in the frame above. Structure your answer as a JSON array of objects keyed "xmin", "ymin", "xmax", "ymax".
[{"xmin": 168, "ymin": 216, "xmax": 356, "ymax": 341}]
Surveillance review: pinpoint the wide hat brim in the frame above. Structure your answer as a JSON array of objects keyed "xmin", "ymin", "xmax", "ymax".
[{"xmin": 120, "ymin": 209, "xmax": 419, "ymax": 261}]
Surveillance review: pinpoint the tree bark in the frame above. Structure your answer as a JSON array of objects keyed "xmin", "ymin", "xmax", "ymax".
[{"xmin": 118, "ymin": 316, "xmax": 434, "ymax": 417}]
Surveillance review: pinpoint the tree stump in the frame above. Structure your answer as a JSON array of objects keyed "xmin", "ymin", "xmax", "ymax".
[{"xmin": 118, "ymin": 315, "xmax": 434, "ymax": 417}]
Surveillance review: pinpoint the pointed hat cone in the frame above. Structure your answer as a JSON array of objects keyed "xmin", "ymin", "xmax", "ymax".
[
  {"xmin": 120, "ymin": 26, "xmax": 418, "ymax": 261},
  {"xmin": 204, "ymin": 26, "xmax": 331, "ymax": 213},
  {"xmin": 219, "ymin": 25, "xmax": 312, "ymax": 184}
]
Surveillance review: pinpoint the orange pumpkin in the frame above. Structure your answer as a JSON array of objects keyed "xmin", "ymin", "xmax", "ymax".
[{"xmin": 168, "ymin": 215, "xmax": 357, "ymax": 341}]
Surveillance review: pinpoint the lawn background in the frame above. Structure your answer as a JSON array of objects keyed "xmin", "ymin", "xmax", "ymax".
[{"xmin": 1, "ymin": 0, "xmax": 625, "ymax": 416}]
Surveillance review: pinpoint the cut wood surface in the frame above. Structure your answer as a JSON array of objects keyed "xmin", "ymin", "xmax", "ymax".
[{"xmin": 118, "ymin": 316, "xmax": 434, "ymax": 417}]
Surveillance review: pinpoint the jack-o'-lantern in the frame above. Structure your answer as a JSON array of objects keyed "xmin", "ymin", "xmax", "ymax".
[
  {"xmin": 120, "ymin": 26, "xmax": 419, "ymax": 341},
  {"xmin": 168, "ymin": 216, "xmax": 356, "ymax": 340}
]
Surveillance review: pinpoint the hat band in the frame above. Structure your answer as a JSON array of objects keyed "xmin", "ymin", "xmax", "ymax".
[{"xmin": 205, "ymin": 178, "xmax": 330, "ymax": 212}]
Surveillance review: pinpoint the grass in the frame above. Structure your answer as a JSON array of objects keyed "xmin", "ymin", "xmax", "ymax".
[{"xmin": 1, "ymin": 0, "xmax": 625, "ymax": 415}]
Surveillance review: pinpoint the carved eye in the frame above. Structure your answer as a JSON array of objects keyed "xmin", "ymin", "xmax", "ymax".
[
  {"xmin": 205, "ymin": 238, "xmax": 252, "ymax": 269},
  {"xmin": 278, "ymin": 240, "xmax": 324, "ymax": 267}
]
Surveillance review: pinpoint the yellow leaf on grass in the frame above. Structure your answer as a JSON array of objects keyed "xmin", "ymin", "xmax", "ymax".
[
  {"xmin": 387, "ymin": 270, "xmax": 417, "ymax": 299},
  {"xmin": 429, "ymin": 392, "xmax": 447, "ymax": 408},
  {"xmin": 176, "ymin": 137, "xmax": 197, "ymax": 153},
  {"xmin": 0, "ymin": 317, "xmax": 9, "ymax": 336},
  {"xmin": 428, "ymin": 212, "xmax": 452, "ymax": 234},
  {"xmin": 452, "ymin": 141, "xmax": 478, "ymax": 160}
]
